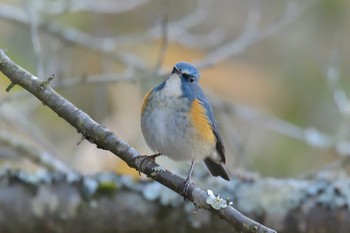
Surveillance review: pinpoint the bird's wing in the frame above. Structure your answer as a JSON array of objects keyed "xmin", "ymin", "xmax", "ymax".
[
  {"xmin": 190, "ymin": 98, "xmax": 216, "ymax": 146},
  {"xmin": 194, "ymin": 97, "xmax": 226, "ymax": 163}
]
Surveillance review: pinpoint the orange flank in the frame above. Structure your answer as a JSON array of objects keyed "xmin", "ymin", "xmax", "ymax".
[
  {"xmin": 141, "ymin": 89, "xmax": 152, "ymax": 114},
  {"xmin": 190, "ymin": 99, "xmax": 216, "ymax": 144}
]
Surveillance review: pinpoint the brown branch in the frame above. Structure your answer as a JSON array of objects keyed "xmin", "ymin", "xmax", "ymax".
[{"xmin": 0, "ymin": 50, "xmax": 276, "ymax": 233}]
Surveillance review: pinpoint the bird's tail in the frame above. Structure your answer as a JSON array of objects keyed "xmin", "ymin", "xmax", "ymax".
[{"xmin": 204, "ymin": 158, "xmax": 230, "ymax": 181}]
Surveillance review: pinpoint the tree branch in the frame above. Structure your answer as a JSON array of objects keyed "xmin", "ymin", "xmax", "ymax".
[{"xmin": 0, "ymin": 49, "xmax": 276, "ymax": 233}]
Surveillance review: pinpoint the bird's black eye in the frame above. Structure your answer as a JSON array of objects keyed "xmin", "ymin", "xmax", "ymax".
[{"xmin": 182, "ymin": 73, "xmax": 194, "ymax": 83}]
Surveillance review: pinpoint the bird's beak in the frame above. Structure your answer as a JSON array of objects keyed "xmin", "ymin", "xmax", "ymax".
[{"xmin": 172, "ymin": 66, "xmax": 180, "ymax": 75}]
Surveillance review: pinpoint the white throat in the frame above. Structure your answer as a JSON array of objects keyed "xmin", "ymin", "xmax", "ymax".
[{"xmin": 163, "ymin": 74, "xmax": 182, "ymax": 97}]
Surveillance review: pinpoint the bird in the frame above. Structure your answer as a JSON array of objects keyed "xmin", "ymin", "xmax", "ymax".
[{"xmin": 140, "ymin": 62, "xmax": 230, "ymax": 190}]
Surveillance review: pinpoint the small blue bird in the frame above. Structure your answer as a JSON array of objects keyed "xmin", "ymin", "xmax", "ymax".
[{"xmin": 141, "ymin": 62, "xmax": 230, "ymax": 185}]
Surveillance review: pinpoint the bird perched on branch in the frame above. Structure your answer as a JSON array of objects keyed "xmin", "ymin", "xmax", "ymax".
[{"xmin": 141, "ymin": 62, "xmax": 230, "ymax": 190}]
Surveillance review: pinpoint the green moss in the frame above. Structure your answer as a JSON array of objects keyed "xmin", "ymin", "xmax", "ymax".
[{"xmin": 96, "ymin": 181, "xmax": 119, "ymax": 193}]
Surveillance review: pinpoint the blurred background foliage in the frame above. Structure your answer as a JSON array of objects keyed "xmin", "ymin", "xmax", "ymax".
[{"xmin": 0, "ymin": 0, "xmax": 350, "ymax": 179}]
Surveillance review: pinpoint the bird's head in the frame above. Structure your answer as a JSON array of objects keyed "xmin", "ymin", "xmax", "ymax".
[
  {"xmin": 160, "ymin": 62, "xmax": 201, "ymax": 98},
  {"xmin": 172, "ymin": 62, "xmax": 200, "ymax": 84}
]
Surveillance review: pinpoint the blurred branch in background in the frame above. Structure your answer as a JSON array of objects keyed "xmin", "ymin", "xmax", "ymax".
[
  {"xmin": 0, "ymin": 3, "xmax": 147, "ymax": 69},
  {"xmin": 212, "ymin": 97, "xmax": 350, "ymax": 156},
  {"xmin": 196, "ymin": 0, "xmax": 317, "ymax": 68},
  {"xmin": 324, "ymin": 46, "xmax": 350, "ymax": 155},
  {"xmin": 33, "ymin": 0, "xmax": 152, "ymax": 15},
  {"xmin": 0, "ymin": 130, "xmax": 76, "ymax": 176}
]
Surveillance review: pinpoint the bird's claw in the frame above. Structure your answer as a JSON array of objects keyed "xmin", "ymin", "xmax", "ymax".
[{"xmin": 182, "ymin": 176, "xmax": 192, "ymax": 197}]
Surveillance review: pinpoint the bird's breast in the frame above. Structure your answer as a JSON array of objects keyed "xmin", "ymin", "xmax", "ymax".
[{"xmin": 141, "ymin": 90, "xmax": 216, "ymax": 161}]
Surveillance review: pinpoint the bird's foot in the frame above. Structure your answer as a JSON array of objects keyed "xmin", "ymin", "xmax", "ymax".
[
  {"xmin": 182, "ymin": 176, "xmax": 192, "ymax": 197},
  {"xmin": 182, "ymin": 160, "xmax": 195, "ymax": 199}
]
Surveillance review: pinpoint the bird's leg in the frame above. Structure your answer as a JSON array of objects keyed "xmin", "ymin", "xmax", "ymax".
[{"xmin": 183, "ymin": 160, "xmax": 195, "ymax": 196}]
